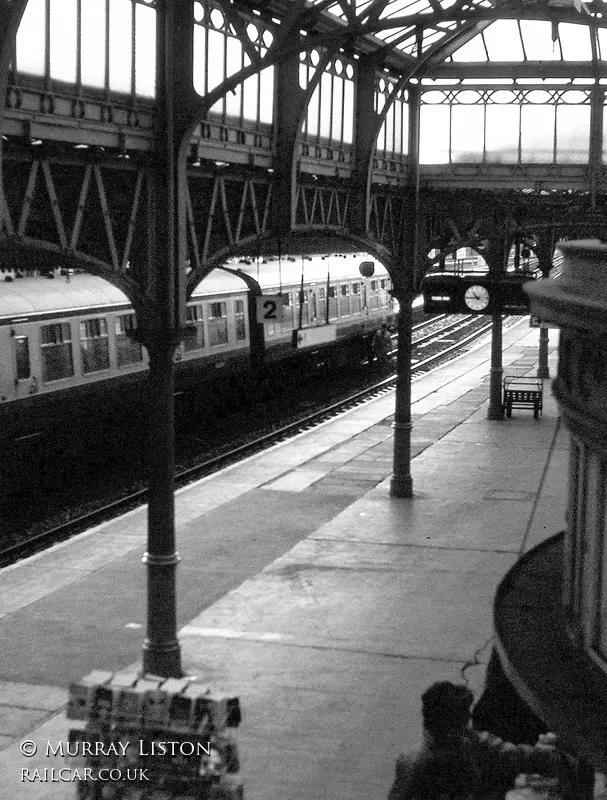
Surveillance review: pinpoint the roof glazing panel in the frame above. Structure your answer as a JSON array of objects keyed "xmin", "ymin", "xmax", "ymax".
[
  {"xmin": 451, "ymin": 32, "xmax": 488, "ymax": 61},
  {"xmin": 377, "ymin": 0, "xmax": 435, "ymax": 17},
  {"xmin": 447, "ymin": 19, "xmax": 593, "ymax": 64},
  {"xmin": 483, "ymin": 20, "xmax": 525, "ymax": 61},
  {"xmin": 558, "ymin": 22, "xmax": 593, "ymax": 60},
  {"xmin": 519, "ymin": 20, "xmax": 562, "ymax": 60}
]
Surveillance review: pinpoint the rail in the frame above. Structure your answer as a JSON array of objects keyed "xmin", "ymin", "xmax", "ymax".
[{"xmin": 0, "ymin": 314, "xmax": 514, "ymax": 566}]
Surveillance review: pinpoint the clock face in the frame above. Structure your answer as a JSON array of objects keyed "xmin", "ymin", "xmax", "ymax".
[{"xmin": 464, "ymin": 284, "xmax": 490, "ymax": 311}]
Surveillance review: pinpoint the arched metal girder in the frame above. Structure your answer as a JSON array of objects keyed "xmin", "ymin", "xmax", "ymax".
[
  {"xmin": 2, "ymin": 0, "xmax": 605, "ymax": 293},
  {"xmin": 244, "ymin": 0, "xmax": 607, "ymax": 75},
  {"xmin": 185, "ymin": 0, "xmax": 607, "ymax": 252},
  {"xmin": 185, "ymin": 0, "xmax": 600, "ymax": 136}
]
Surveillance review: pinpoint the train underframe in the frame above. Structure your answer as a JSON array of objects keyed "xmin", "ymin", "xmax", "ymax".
[{"xmin": 0, "ymin": 328, "xmax": 380, "ymax": 534}]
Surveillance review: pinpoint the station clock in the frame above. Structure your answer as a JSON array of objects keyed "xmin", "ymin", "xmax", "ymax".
[
  {"xmin": 423, "ymin": 272, "xmax": 535, "ymax": 315},
  {"xmin": 463, "ymin": 285, "xmax": 490, "ymax": 311}
]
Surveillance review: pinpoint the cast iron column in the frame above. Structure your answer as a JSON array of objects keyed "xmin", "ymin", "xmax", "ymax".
[
  {"xmin": 272, "ymin": 37, "xmax": 304, "ymax": 233},
  {"xmin": 350, "ymin": 54, "xmax": 381, "ymax": 235},
  {"xmin": 141, "ymin": 0, "xmax": 194, "ymax": 678},
  {"xmin": 390, "ymin": 289, "xmax": 414, "ymax": 497},
  {"xmin": 390, "ymin": 85, "xmax": 421, "ymax": 498},
  {"xmin": 536, "ymin": 245, "xmax": 554, "ymax": 380},
  {"xmin": 537, "ymin": 328, "xmax": 549, "ymax": 380},
  {"xmin": 143, "ymin": 330, "xmax": 182, "ymax": 677},
  {"xmin": 588, "ymin": 83, "xmax": 603, "ymax": 210},
  {"xmin": 537, "ymin": 260, "xmax": 550, "ymax": 379},
  {"xmin": 486, "ymin": 231, "xmax": 510, "ymax": 420},
  {"xmin": 0, "ymin": 2, "xmax": 28, "ymax": 232},
  {"xmin": 487, "ymin": 307, "xmax": 504, "ymax": 419}
]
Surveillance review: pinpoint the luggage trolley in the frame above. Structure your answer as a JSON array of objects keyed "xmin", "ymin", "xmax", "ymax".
[{"xmin": 502, "ymin": 376, "xmax": 543, "ymax": 419}]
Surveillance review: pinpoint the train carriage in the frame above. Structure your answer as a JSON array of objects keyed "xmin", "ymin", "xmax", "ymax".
[
  {"xmin": 0, "ymin": 254, "xmax": 396, "ymax": 501},
  {"xmin": 0, "ymin": 254, "xmax": 396, "ymax": 405}
]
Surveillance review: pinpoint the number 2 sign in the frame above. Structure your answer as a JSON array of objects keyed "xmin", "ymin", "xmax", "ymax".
[{"xmin": 256, "ymin": 295, "xmax": 285, "ymax": 323}]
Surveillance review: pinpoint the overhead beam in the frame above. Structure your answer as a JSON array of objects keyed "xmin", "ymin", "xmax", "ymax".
[{"xmin": 422, "ymin": 61, "xmax": 607, "ymax": 78}]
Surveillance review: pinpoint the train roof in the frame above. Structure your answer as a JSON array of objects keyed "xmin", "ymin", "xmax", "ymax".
[
  {"xmin": 0, "ymin": 272, "xmax": 131, "ymax": 321},
  {"xmin": 0, "ymin": 269, "xmax": 248, "ymax": 321},
  {"xmin": 0, "ymin": 255, "xmax": 391, "ymax": 321},
  {"xmin": 190, "ymin": 267, "xmax": 255, "ymax": 297},
  {"xmin": 231, "ymin": 254, "xmax": 389, "ymax": 289}
]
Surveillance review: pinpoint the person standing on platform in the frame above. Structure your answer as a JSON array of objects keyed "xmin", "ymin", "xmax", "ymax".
[
  {"xmin": 373, "ymin": 323, "xmax": 392, "ymax": 366},
  {"xmin": 386, "ymin": 681, "xmax": 576, "ymax": 800}
]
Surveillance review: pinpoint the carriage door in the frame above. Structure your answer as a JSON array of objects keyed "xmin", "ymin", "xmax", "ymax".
[
  {"xmin": 309, "ymin": 289, "xmax": 317, "ymax": 323},
  {"xmin": 10, "ymin": 325, "xmax": 34, "ymax": 399},
  {"xmin": 362, "ymin": 281, "xmax": 368, "ymax": 314}
]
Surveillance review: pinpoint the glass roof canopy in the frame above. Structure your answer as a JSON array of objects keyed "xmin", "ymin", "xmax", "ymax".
[{"xmin": 302, "ymin": 0, "xmax": 607, "ymax": 76}]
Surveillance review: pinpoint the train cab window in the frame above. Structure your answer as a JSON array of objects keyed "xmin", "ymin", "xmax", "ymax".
[
  {"xmin": 115, "ymin": 314, "xmax": 143, "ymax": 366},
  {"xmin": 234, "ymin": 300, "xmax": 246, "ymax": 341},
  {"xmin": 380, "ymin": 279, "xmax": 387, "ymax": 289},
  {"xmin": 185, "ymin": 304, "xmax": 205, "ymax": 351},
  {"xmin": 80, "ymin": 317, "xmax": 110, "ymax": 373},
  {"xmin": 14, "ymin": 335, "xmax": 30, "ymax": 380},
  {"xmin": 40, "ymin": 322, "xmax": 74, "ymax": 382},
  {"xmin": 208, "ymin": 301, "xmax": 228, "ymax": 346}
]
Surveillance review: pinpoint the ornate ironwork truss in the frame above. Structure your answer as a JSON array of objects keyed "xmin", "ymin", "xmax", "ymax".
[{"xmin": 1, "ymin": 0, "xmax": 606, "ymax": 297}]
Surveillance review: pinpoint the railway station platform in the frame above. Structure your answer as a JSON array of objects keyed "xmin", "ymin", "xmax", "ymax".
[{"xmin": 0, "ymin": 318, "xmax": 599, "ymax": 799}]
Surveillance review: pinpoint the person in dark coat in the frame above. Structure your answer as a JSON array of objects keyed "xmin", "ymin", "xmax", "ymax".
[
  {"xmin": 386, "ymin": 681, "xmax": 576, "ymax": 800},
  {"xmin": 372, "ymin": 323, "xmax": 392, "ymax": 366}
]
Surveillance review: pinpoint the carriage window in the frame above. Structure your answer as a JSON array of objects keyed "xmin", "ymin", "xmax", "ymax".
[
  {"xmin": 235, "ymin": 299, "xmax": 246, "ymax": 341},
  {"xmin": 80, "ymin": 317, "xmax": 110, "ymax": 373},
  {"xmin": 380, "ymin": 279, "xmax": 387, "ymax": 289},
  {"xmin": 328, "ymin": 286, "xmax": 336, "ymax": 299},
  {"xmin": 40, "ymin": 322, "xmax": 74, "ymax": 382},
  {"xmin": 370, "ymin": 280, "xmax": 378, "ymax": 290},
  {"xmin": 352, "ymin": 283, "xmax": 360, "ymax": 294},
  {"xmin": 115, "ymin": 313, "xmax": 143, "ymax": 366},
  {"xmin": 318, "ymin": 287, "xmax": 326, "ymax": 301},
  {"xmin": 208, "ymin": 301, "xmax": 228, "ymax": 346},
  {"xmin": 340, "ymin": 285, "xmax": 349, "ymax": 296},
  {"xmin": 14, "ymin": 335, "xmax": 30, "ymax": 379},
  {"xmin": 185, "ymin": 304, "xmax": 205, "ymax": 351}
]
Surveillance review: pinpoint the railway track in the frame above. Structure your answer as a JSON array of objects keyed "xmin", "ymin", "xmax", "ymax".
[{"xmin": 0, "ymin": 312, "xmax": 517, "ymax": 566}]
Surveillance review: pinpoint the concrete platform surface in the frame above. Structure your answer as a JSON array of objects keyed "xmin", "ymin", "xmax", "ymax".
[{"xmin": 0, "ymin": 320, "xmax": 583, "ymax": 799}]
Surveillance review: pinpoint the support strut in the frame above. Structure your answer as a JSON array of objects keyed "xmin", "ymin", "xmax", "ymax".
[
  {"xmin": 142, "ymin": 331, "xmax": 182, "ymax": 678},
  {"xmin": 390, "ymin": 292, "xmax": 414, "ymax": 498}
]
